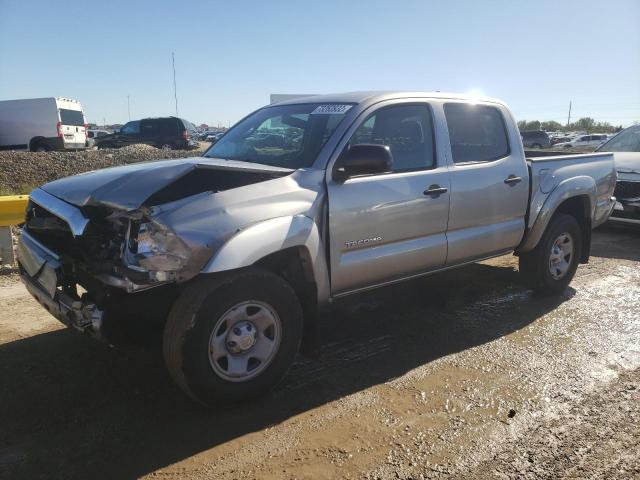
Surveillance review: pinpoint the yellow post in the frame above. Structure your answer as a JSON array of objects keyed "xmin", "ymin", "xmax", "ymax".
[{"xmin": 0, "ymin": 195, "xmax": 29, "ymax": 227}]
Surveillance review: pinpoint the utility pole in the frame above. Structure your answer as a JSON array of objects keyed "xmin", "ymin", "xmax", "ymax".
[
  {"xmin": 172, "ymin": 52, "xmax": 179, "ymax": 116},
  {"xmin": 567, "ymin": 100, "xmax": 572, "ymax": 127},
  {"xmin": 127, "ymin": 95, "xmax": 131, "ymax": 121}
]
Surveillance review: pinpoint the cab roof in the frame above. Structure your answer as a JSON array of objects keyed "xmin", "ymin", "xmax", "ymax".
[{"xmin": 270, "ymin": 91, "xmax": 507, "ymax": 108}]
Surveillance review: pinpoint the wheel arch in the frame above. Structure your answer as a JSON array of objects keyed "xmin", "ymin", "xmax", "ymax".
[
  {"xmin": 518, "ymin": 176, "xmax": 595, "ymax": 263},
  {"xmin": 202, "ymin": 215, "xmax": 330, "ymax": 307}
]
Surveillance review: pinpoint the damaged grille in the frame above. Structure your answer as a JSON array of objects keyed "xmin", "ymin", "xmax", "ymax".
[
  {"xmin": 25, "ymin": 201, "xmax": 126, "ymax": 272},
  {"xmin": 26, "ymin": 201, "xmax": 74, "ymax": 249},
  {"xmin": 614, "ymin": 181, "xmax": 640, "ymax": 200}
]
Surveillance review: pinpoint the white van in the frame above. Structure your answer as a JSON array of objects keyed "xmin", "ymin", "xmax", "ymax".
[{"xmin": 0, "ymin": 97, "xmax": 88, "ymax": 151}]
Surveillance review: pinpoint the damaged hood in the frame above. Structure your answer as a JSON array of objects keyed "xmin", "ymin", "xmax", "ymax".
[{"xmin": 40, "ymin": 157, "xmax": 293, "ymax": 211}]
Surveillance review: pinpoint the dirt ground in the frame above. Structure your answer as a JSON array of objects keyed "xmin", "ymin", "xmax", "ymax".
[{"xmin": 0, "ymin": 223, "xmax": 638, "ymax": 479}]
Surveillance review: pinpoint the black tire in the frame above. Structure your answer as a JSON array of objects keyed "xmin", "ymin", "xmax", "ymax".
[
  {"xmin": 97, "ymin": 142, "xmax": 113, "ymax": 150},
  {"xmin": 163, "ymin": 268, "xmax": 303, "ymax": 405},
  {"xmin": 30, "ymin": 141, "xmax": 49, "ymax": 152},
  {"xmin": 159, "ymin": 143, "xmax": 174, "ymax": 150},
  {"xmin": 532, "ymin": 143, "xmax": 542, "ymax": 149},
  {"xmin": 519, "ymin": 213, "xmax": 582, "ymax": 296}
]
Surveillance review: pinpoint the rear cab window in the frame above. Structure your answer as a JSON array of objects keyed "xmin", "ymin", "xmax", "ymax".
[
  {"xmin": 444, "ymin": 103, "xmax": 510, "ymax": 163},
  {"xmin": 59, "ymin": 109, "xmax": 85, "ymax": 126}
]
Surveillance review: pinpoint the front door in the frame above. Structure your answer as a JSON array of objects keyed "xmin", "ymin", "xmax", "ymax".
[{"xmin": 327, "ymin": 103, "xmax": 450, "ymax": 295}]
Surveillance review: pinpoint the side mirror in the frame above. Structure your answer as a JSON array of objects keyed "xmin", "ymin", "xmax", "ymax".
[{"xmin": 333, "ymin": 144, "xmax": 392, "ymax": 182}]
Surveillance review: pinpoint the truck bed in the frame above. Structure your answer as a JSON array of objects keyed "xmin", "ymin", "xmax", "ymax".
[{"xmin": 525, "ymin": 151, "xmax": 616, "ymax": 231}]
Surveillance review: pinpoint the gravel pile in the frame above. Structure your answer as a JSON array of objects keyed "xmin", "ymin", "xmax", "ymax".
[{"xmin": 0, "ymin": 144, "xmax": 208, "ymax": 194}]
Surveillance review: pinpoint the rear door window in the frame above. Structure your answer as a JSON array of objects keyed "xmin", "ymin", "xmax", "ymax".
[
  {"xmin": 158, "ymin": 118, "xmax": 179, "ymax": 136},
  {"xmin": 140, "ymin": 119, "xmax": 156, "ymax": 137},
  {"xmin": 59, "ymin": 109, "xmax": 85, "ymax": 126},
  {"xmin": 444, "ymin": 103, "xmax": 510, "ymax": 163}
]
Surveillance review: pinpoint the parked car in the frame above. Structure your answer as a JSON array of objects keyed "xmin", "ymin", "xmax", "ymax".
[
  {"xmin": 203, "ymin": 132, "xmax": 224, "ymax": 143},
  {"xmin": 551, "ymin": 135, "xmax": 574, "ymax": 145},
  {"xmin": 87, "ymin": 129, "xmax": 111, "ymax": 141},
  {"xmin": 18, "ymin": 91, "xmax": 616, "ymax": 405},
  {"xmin": 0, "ymin": 97, "xmax": 88, "ymax": 151},
  {"xmin": 555, "ymin": 134, "xmax": 608, "ymax": 149},
  {"xmin": 199, "ymin": 130, "xmax": 218, "ymax": 141},
  {"xmin": 596, "ymin": 125, "xmax": 640, "ymax": 223},
  {"xmin": 95, "ymin": 117, "xmax": 199, "ymax": 150},
  {"xmin": 520, "ymin": 130, "xmax": 551, "ymax": 148}
]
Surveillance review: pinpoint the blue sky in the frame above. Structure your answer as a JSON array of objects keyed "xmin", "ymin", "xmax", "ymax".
[{"xmin": 1, "ymin": 0, "xmax": 638, "ymax": 127}]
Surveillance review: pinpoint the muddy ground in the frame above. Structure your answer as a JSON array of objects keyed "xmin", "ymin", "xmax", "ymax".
[{"xmin": 0, "ymin": 223, "xmax": 638, "ymax": 479}]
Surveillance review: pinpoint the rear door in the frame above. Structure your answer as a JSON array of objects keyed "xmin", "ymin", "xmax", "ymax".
[
  {"xmin": 327, "ymin": 101, "xmax": 450, "ymax": 295},
  {"xmin": 157, "ymin": 118, "xmax": 180, "ymax": 147},
  {"xmin": 140, "ymin": 119, "xmax": 158, "ymax": 146},
  {"xmin": 57, "ymin": 106, "xmax": 86, "ymax": 148},
  {"xmin": 443, "ymin": 101, "xmax": 529, "ymax": 264}
]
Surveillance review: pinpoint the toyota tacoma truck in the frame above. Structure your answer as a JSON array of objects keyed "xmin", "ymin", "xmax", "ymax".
[{"xmin": 17, "ymin": 92, "xmax": 617, "ymax": 405}]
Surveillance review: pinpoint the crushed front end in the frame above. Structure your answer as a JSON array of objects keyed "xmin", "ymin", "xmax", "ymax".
[
  {"xmin": 612, "ymin": 173, "xmax": 640, "ymax": 223},
  {"xmin": 17, "ymin": 188, "xmax": 194, "ymax": 341}
]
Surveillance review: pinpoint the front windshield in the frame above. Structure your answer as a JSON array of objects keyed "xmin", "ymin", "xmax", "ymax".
[
  {"xmin": 204, "ymin": 103, "xmax": 353, "ymax": 168},
  {"xmin": 597, "ymin": 125, "xmax": 640, "ymax": 152},
  {"xmin": 121, "ymin": 121, "xmax": 140, "ymax": 135}
]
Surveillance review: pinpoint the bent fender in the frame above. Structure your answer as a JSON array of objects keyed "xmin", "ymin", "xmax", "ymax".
[{"xmin": 203, "ymin": 215, "xmax": 330, "ymax": 305}]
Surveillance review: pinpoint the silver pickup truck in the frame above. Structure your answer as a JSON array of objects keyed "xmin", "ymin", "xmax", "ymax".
[{"xmin": 18, "ymin": 92, "xmax": 616, "ymax": 405}]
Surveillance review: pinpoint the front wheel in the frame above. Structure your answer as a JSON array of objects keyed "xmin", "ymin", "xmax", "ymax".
[
  {"xmin": 163, "ymin": 268, "xmax": 303, "ymax": 405},
  {"xmin": 519, "ymin": 213, "xmax": 582, "ymax": 295}
]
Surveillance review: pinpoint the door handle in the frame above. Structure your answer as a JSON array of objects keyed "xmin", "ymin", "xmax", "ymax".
[
  {"xmin": 424, "ymin": 185, "xmax": 448, "ymax": 196},
  {"xmin": 504, "ymin": 175, "xmax": 523, "ymax": 185}
]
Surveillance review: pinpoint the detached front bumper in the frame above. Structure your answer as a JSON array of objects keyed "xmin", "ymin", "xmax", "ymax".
[{"xmin": 17, "ymin": 230, "xmax": 106, "ymax": 340}]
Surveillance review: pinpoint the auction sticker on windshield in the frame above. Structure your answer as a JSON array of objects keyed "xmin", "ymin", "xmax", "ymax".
[{"xmin": 311, "ymin": 104, "xmax": 352, "ymax": 115}]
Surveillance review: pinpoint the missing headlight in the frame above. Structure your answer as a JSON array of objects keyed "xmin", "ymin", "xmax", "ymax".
[{"xmin": 124, "ymin": 219, "xmax": 191, "ymax": 272}]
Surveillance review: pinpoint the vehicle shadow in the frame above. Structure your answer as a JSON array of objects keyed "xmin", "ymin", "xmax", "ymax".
[
  {"xmin": 592, "ymin": 223, "xmax": 640, "ymax": 261},
  {"xmin": 0, "ymin": 257, "xmax": 571, "ymax": 479}
]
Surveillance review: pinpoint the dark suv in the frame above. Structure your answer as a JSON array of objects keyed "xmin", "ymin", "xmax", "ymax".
[
  {"xmin": 96, "ymin": 117, "xmax": 199, "ymax": 150},
  {"xmin": 520, "ymin": 130, "xmax": 551, "ymax": 149}
]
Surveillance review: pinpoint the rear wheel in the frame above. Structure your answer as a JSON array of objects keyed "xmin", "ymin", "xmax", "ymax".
[
  {"xmin": 531, "ymin": 143, "xmax": 542, "ymax": 149},
  {"xmin": 30, "ymin": 141, "xmax": 49, "ymax": 152},
  {"xmin": 163, "ymin": 268, "xmax": 303, "ymax": 405},
  {"xmin": 519, "ymin": 213, "xmax": 582, "ymax": 295},
  {"xmin": 160, "ymin": 143, "xmax": 174, "ymax": 150}
]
